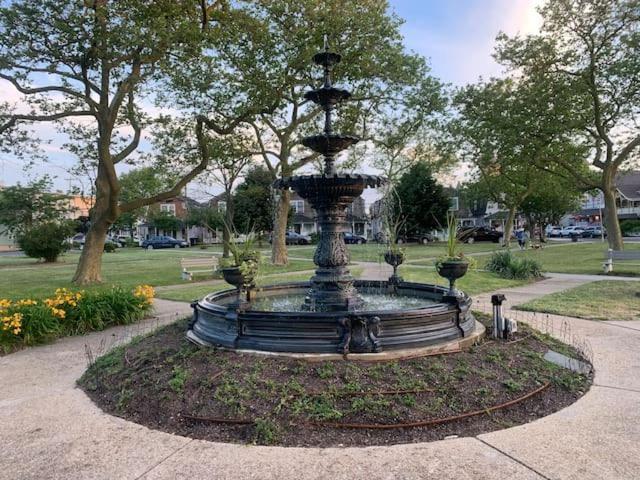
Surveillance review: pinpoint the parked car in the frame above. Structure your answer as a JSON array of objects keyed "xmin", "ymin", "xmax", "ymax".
[
  {"xmin": 69, "ymin": 233, "xmax": 85, "ymax": 247},
  {"xmin": 457, "ymin": 226, "xmax": 502, "ymax": 244},
  {"xmin": 106, "ymin": 235, "xmax": 125, "ymax": 248},
  {"xmin": 344, "ymin": 232, "xmax": 367, "ymax": 244},
  {"xmin": 547, "ymin": 226, "xmax": 563, "ymax": 237},
  {"xmin": 117, "ymin": 234, "xmax": 139, "ymax": 244},
  {"xmin": 561, "ymin": 226, "xmax": 585, "ymax": 237},
  {"xmin": 582, "ymin": 226, "xmax": 607, "ymax": 238},
  {"xmin": 396, "ymin": 232, "xmax": 435, "ymax": 244},
  {"xmin": 269, "ymin": 231, "xmax": 312, "ymax": 245},
  {"xmin": 141, "ymin": 235, "xmax": 189, "ymax": 249},
  {"xmin": 69, "ymin": 233, "xmax": 124, "ymax": 249},
  {"xmin": 286, "ymin": 231, "xmax": 312, "ymax": 245}
]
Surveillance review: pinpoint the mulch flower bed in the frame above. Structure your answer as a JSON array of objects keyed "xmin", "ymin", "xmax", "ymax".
[{"xmin": 78, "ymin": 316, "xmax": 592, "ymax": 447}]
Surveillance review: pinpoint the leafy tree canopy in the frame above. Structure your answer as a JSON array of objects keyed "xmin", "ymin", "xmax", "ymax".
[
  {"xmin": 392, "ymin": 162, "xmax": 450, "ymax": 235},
  {"xmin": 0, "ymin": 177, "xmax": 70, "ymax": 236},
  {"xmin": 148, "ymin": 210, "xmax": 183, "ymax": 233},
  {"xmin": 233, "ymin": 165, "xmax": 274, "ymax": 235}
]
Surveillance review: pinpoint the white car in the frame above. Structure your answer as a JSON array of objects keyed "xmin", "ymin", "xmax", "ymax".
[
  {"xmin": 547, "ymin": 226, "xmax": 562, "ymax": 237},
  {"xmin": 561, "ymin": 226, "xmax": 585, "ymax": 237}
]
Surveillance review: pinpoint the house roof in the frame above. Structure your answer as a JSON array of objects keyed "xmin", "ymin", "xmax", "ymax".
[
  {"xmin": 292, "ymin": 212, "xmax": 315, "ymax": 223},
  {"xmin": 484, "ymin": 210, "xmax": 511, "ymax": 220},
  {"xmin": 617, "ymin": 171, "xmax": 640, "ymax": 200}
]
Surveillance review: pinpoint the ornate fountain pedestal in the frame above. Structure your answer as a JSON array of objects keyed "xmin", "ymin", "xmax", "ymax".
[{"xmin": 276, "ymin": 174, "xmax": 384, "ymax": 312}]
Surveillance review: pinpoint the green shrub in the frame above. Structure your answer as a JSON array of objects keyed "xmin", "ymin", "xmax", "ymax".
[
  {"xmin": 621, "ymin": 219, "xmax": 640, "ymax": 236},
  {"xmin": 486, "ymin": 250, "xmax": 542, "ymax": 280},
  {"xmin": 485, "ymin": 250, "xmax": 513, "ymax": 276},
  {"xmin": 17, "ymin": 221, "xmax": 75, "ymax": 262},
  {"xmin": 123, "ymin": 238, "xmax": 138, "ymax": 248},
  {"xmin": 103, "ymin": 242, "xmax": 116, "ymax": 253}
]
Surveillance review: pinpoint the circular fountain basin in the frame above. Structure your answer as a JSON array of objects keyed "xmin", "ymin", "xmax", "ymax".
[{"xmin": 188, "ymin": 280, "xmax": 481, "ymax": 357}]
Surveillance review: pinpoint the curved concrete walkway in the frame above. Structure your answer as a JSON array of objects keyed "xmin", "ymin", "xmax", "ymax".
[{"xmin": 1, "ymin": 284, "xmax": 639, "ymax": 479}]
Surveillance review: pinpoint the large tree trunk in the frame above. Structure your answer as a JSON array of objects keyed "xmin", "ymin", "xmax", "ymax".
[
  {"xmin": 525, "ymin": 214, "xmax": 536, "ymax": 241},
  {"xmin": 271, "ymin": 189, "xmax": 290, "ymax": 265},
  {"xmin": 602, "ymin": 176, "xmax": 623, "ymax": 250},
  {"xmin": 72, "ymin": 168, "xmax": 117, "ymax": 284},
  {"xmin": 72, "ymin": 219, "xmax": 109, "ymax": 284},
  {"xmin": 502, "ymin": 205, "xmax": 517, "ymax": 248}
]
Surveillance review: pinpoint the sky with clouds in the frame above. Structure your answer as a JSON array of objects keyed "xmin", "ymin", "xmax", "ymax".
[{"xmin": 0, "ymin": 0, "xmax": 543, "ymax": 198}]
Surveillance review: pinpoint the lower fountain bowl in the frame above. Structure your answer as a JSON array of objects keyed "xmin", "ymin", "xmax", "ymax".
[{"xmin": 188, "ymin": 280, "xmax": 478, "ymax": 355}]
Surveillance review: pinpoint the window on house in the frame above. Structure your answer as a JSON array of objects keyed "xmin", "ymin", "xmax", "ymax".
[
  {"xmin": 160, "ymin": 203, "xmax": 176, "ymax": 215},
  {"xmin": 217, "ymin": 201, "xmax": 226, "ymax": 213},
  {"xmin": 449, "ymin": 197, "xmax": 459, "ymax": 211},
  {"xmin": 290, "ymin": 200, "xmax": 304, "ymax": 214}
]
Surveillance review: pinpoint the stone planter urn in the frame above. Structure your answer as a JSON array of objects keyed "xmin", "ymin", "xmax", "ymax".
[
  {"xmin": 222, "ymin": 266, "xmax": 244, "ymax": 289},
  {"xmin": 384, "ymin": 249, "xmax": 405, "ymax": 284},
  {"xmin": 436, "ymin": 260, "xmax": 469, "ymax": 296}
]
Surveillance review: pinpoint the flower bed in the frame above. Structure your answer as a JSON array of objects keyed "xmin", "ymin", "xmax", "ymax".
[{"xmin": 1, "ymin": 285, "xmax": 154, "ymax": 353}]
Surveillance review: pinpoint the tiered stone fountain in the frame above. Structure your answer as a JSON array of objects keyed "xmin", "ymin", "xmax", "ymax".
[{"xmin": 188, "ymin": 41, "xmax": 481, "ymax": 356}]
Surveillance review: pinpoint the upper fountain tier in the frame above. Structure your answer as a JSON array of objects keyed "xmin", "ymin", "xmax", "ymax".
[{"xmin": 284, "ymin": 40, "xmax": 385, "ymax": 183}]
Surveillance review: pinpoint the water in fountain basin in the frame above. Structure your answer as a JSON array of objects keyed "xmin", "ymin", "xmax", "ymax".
[{"xmin": 250, "ymin": 293, "xmax": 437, "ymax": 312}]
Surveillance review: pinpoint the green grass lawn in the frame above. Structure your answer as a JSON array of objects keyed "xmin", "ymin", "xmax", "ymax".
[
  {"xmin": 474, "ymin": 241, "xmax": 640, "ymax": 276},
  {"xmin": 398, "ymin": 265, "xmax": 530, "ymax": 295},
  {"xmin": 156, "ymin": 268, "xmax": 363, "ymax": 302},
  {"xmin": 0, "ymin": 248, "xmax": 314, "ymax": 300},
  {"xmin": 286, "ymin": 241, "xmax": 503, "ymax": 263},
  {"xmin": 517, "ymin": 280, "xmax": 640, "ymax": 321}
]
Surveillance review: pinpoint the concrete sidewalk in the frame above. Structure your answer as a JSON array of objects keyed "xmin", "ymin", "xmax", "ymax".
[{"xmin": 1, "ymin": 280, "xmax": 639, "ymax": 479}]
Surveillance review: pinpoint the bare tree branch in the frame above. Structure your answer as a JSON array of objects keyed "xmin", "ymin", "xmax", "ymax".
[
  {"xmin": 112, "ymin": 91, "xmax": 141, "ymax": 164},
  {"xmin": 0, "ymin": 73, "xmax": 100, "ymax": 110},
  {"xmin": 119, "ymin": 118, "xmax": 211, "ymax": 212},
  {"xmin": 0, "ymin": 110, "xmax": 95, "ymax": 133}
]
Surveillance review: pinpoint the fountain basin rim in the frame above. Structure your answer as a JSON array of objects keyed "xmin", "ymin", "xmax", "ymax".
[
  {"xmin": 187, "ymin": 322, "xmax": 485, "ymax": 362},
  {"xmin": 197, "ymin": 280, "xmax": 471, "ymax": 316}
]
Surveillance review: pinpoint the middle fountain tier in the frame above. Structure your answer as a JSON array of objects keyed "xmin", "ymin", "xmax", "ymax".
[{"xmin": 275, "ymin": 42, "xmax": 385, "ymax": 312}]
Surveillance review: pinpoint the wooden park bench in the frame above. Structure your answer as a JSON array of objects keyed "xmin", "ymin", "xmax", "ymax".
[
  {"xmin": 603, "ymin": 249, "xmax": 640, "ymax": 273},
  {"xmin": 180, "ymin": 256, "xmax": 219, "ymax": 281}
]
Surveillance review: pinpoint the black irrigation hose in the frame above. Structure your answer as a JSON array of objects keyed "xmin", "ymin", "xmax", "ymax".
[
  {"xmin": 307, "ymin": 381, "xmax": 551, "ymax": 430},
  {"xmin": 182, "ymin": 414, "xmax": 254, "ymax": 425}
]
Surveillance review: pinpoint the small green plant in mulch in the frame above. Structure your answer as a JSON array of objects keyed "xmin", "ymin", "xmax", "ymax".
[
  {"xmin": 116, "ymin": 387, "xmax": 133, "ymax": 412},
  {"xmin": 502, "ymin": 378, "xmax": 525, "ymax": 393},
  {"xmin": 316, "ymin": 362, "xmax": 337, "ymax": 379},
  {"xmin": 292, "ymin": 394, "xmax": 343, "ymax": 421},
  {"xmin": 169, "ymin": 366, "xmax": 189, "ymax": 394},
  {"xmin": 252, "ymin": 417, "xmax": 281, "ymax": 445}
]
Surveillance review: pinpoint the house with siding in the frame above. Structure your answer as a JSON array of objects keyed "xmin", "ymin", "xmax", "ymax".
[
  {"xmin": 573, "ymin": 171, "xmax": 640, "ymax": 225},
  {"xmin": 136, "ymin": 196, "xmax": 216, "ymax": 245},
  {"xmin": 290, "ymin": 192, "xmax": 369, "ymax": 237}
]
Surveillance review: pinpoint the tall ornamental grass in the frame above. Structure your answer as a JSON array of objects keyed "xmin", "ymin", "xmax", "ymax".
[{"xmin": 485, "ymin": 250, "xmax": 542, "ymax": 280}]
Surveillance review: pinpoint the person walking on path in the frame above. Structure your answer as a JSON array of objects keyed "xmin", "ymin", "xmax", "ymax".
[{"xmin": 516, "ymin": 229, "xmax": 526, "ymax": 250}]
